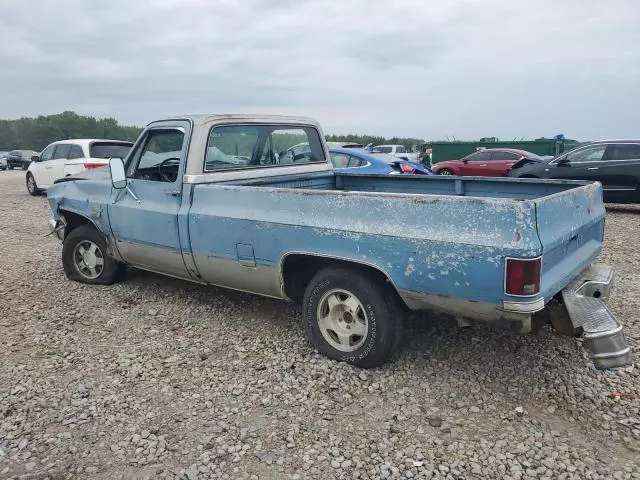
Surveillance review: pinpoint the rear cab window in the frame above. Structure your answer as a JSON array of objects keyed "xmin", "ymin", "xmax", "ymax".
[{"xmin": 204, "ymin": 124, "xmax": 325, "ymax": 172}]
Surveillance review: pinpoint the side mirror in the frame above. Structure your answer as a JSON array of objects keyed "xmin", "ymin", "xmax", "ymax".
[
  {"xmin": 462, "ymin": 159, "xmax": 469, "ymax": 164},
  {"xmin": 109, "ymin": 157, "xmax": 127, "ymax": 189},
  {"xmin": 556, "ymin": 157, "xmax": 570, "ymax": 167},
  {"xmin": 31, "ymin": 155, "xmax": 40, "ymax": 162}
]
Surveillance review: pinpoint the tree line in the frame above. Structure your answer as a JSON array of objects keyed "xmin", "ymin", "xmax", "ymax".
[
  {"xmin": 0, "ymin": 111, "xmax": 142, "ymax": 152},
  {"xmin": 0, "ymin": 111, "xmax": 427, "ymax": 152}
]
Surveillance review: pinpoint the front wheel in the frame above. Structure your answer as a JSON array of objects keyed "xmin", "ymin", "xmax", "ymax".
[
  {"xmin": 26, "ymin": 173, "xmax": 41, "ymax": 196},
  {"xmin": 62, "ymin": 225, "xmax": 125, "ymax": 285},
  {"xmin": 438, "ymin": 168, "xmax": 454, "ymax": 176},
  {"xmin": 303, "ymin": 266, "xmax": 403, "ymax": 368}
]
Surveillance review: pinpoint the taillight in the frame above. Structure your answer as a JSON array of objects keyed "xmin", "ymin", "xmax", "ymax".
[
  {"xmin": 83, "ymin": 162, "xmax": 105, "ymax": 170},
  {"xmin": 399, "ymin": 163, "xmax": 415, "ymax": 174},
  {"xmin": 505, "ymin": 257, "xmax": 541, "ymax": 296}
]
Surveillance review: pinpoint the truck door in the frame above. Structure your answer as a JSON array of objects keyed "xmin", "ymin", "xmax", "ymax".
[{"xmin": 107, "ymin": 121, "xmax": 191, "ymax": 280}]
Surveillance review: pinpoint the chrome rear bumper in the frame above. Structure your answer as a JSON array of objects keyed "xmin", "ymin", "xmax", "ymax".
[{"xmin": 562, "ymin": 264, "xmax": 631, "ymax": 369}]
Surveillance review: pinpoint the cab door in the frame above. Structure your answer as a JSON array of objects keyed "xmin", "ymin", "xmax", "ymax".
[{"xmin": 107, "ymin": 122, "xmax": 191, "ymax": 280}]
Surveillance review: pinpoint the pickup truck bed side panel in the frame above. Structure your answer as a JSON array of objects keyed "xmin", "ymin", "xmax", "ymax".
[{"xmin": 187, "ymin": 184, "xmax": 541, "ymax": 305}]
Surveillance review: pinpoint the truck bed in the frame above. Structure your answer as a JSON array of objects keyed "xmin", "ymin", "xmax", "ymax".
[{"xmin": 187, "ymin": 173, "xmax": 604, "ymax": 317}]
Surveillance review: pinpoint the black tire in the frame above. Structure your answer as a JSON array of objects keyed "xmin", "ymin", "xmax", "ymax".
[
  {"xmin": 303, "ymin": 266, "xmax": 404, "ymax": 368},
  {"xmin": 438, "ymin": 168, "xmax": 454, "ymax": 176},
  {"xmin": 21, "ymin": 162, "xmax": 28, "ymax": 170},
  {"xmin": 26, "ymin": 173, "xmax": 41, "ymax": 196},
  {"xmin": 62, "ymin": 225, "xmax": 125, "ymax": 285}
]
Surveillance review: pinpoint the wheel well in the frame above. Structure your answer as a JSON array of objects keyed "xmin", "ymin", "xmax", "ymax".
[
  {"xmin": 59, "ymin": 210, "xmax": 94, "ymax": 239},
  {"xmin": 281, "ymin": 254, "xmax": 404, "ymax": 305}
]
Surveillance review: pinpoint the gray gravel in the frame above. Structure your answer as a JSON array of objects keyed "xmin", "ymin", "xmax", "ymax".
[{"xmin": 0, "ymin": 169, "xmax": 639, "ymax": 479}]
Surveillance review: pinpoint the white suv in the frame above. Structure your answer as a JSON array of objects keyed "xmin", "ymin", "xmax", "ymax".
[
  {"xmin": 26, "ymin": 139, "xmax": 133, "ymax": 195},
  {"xmin": 371, "ymin": 144, "xmax": 419, "ymax": 162}
]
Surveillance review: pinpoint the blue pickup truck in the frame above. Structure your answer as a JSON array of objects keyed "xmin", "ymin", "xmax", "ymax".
[{"xmin": 46, "ymin": 115, "xmax": 631, "ymax": 369}]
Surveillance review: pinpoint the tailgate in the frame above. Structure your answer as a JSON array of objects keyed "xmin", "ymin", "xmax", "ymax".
[{"xmin": 534, "ymin": 182, "xmax": 605, "ymax": 300}]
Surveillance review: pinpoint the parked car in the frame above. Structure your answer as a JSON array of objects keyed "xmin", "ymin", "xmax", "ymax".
[
  {"xmin": 0, "ymin": 155, "xmax": 7, "ymax": 171},
  {"xmin": 45, "ymin": 114, "xmax": 630, "ymax": 369},
  {"xmin": 6, "ymin": 150, "xmax": 38, "ymax": 170},
  {"xmin": 508, "ymin": 140, "xmax": 640, "ymax": 203},
  {"xmin": 330, "ymin": 148, "xmax": 432, "ymax": 175},
  {"xmin": 371, "ymin": 144, "xmax": 419, "ymax": 162},
  {"xmin": 432, "ymin": 149, "xmax": 543, "ymax": 177},
  {"xmin": 26, "ymin": 139, "xmax": 133, "ymax": 195}
]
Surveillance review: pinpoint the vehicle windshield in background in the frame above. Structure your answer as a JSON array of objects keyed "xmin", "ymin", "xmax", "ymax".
[{"xmin": 90, "ymin": 142, "xmax": 133, "ymax": 159}]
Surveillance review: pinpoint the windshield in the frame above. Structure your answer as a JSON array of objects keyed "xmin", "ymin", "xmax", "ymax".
[{"xmin": 90, "ymin": 142, "xmax": 133, "ymax": 159}]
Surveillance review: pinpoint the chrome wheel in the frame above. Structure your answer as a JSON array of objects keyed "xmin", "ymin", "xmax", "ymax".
[
  {"xmin": 73, "ymin": 240, "xmax": 105, "ymax": 279},
  {"xmin": 438, "ymin": 169, "xmax": 453, "ymax": 175},
  {"xmin": 316, "ymin": 289, "xmax": 368, "ymax": 352}
]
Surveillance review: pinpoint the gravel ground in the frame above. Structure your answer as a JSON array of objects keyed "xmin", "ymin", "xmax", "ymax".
[{"xmin": 0, "ymin": 169, "xmax": 638, "ymax": 480}]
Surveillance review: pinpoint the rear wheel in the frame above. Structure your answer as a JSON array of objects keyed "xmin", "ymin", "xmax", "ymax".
[
  {"xmin": 21, "ymin": 162, "xmax": 29, "ymax": 170},
  {"xmin": 26, "ymin": 173, "xmax": 41, "ymax": 196},
  {"xmin": 438, "ymin": 168, "xmax": 454, "ymax": 176},
  {"xmin": 62, "ymin": 225, "xmax": 125, "ymax": 285},
  {"xmin": 303, "ymin": 266, "xmax": 403, "ymax": 368}
]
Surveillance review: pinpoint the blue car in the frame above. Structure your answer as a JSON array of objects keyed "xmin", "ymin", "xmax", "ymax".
[{"xmin": 330, "ymin": 148, "xmax": 433, "ymax": 175}]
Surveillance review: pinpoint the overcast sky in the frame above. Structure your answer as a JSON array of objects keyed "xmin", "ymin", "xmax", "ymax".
[{"xmin": 1, "ymin": 0, "xmax": 639, "ymax": 140}]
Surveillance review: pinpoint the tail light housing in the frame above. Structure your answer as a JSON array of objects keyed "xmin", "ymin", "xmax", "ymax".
[
  {"xmin": 399, "ymin": 163, "xmax": 415, "ymax": 174},
  {"xmin": 83, "ymin": 162, "xmax": 106, "ymax": 170},
  {"xmin": 505, "ymin": 257, "xmax": 541, "ymax": 296}
]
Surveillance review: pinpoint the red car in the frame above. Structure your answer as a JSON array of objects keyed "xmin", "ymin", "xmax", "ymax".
[{"xmin": 432, "ymin": 149, "xmax": 542, "ymax": 177}]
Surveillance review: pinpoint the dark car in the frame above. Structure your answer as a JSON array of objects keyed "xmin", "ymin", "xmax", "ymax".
[
  {"xmin": 432, "ymin": 149, "xmax": 543, "ymax": 177},
  {"xmin": 6, "ymin": 149, "xmax": 38, "ymax": 170},
  {"xmin": 508, "ymin": 140, "xmax": 640, "ymax": 203}
]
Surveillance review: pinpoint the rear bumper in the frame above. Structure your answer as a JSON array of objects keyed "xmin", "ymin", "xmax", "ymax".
[{"xmin": 562, "ymin": 264, "xmax": 631, "ymax": 369}]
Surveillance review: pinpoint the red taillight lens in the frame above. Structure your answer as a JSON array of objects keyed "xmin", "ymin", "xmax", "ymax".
[
  {"xmin": 399, "ymin": 163, "xmax": 415, "ymax": 173},
  {"xmin": 505, "ymin": 258, "xmax": 541, "ymax": 296},
  {"xmin": 83, "ymin": 162, "xmax": 105, "ymax": 170}
]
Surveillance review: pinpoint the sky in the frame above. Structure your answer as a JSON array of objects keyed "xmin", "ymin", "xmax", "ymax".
[{"xmin": 1, "ymin": 0, "xmax": 639, "ymax": 141}]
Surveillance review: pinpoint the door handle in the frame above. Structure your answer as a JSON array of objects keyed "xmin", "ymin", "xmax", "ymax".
[
  {"xmin": 168, "ymin": 190, "xmax": 181, "ymax": 197},
  {"xmin": 587, "ymin": 167, "xmax": 599, "ymax": 170}
]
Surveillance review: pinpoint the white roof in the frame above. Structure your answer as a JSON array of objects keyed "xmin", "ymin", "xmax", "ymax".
[{"xmin": 45, "ymin": 138, "xmax": 134, "ymax": 149}]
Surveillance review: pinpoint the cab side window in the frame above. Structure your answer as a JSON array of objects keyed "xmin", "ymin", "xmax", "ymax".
[{"xmin": 128, "ymin": 129, "xmax": 185, "ymax": 182}]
